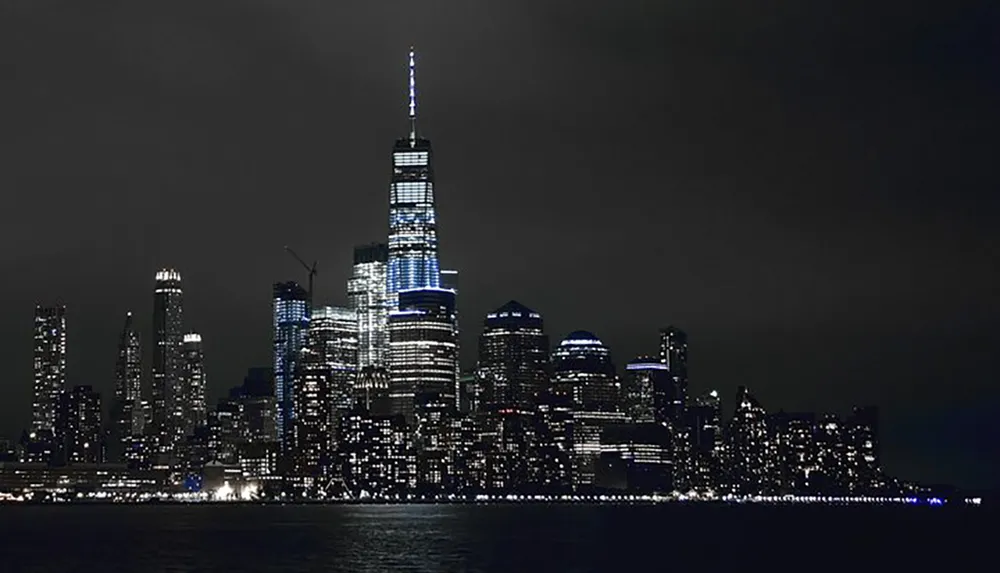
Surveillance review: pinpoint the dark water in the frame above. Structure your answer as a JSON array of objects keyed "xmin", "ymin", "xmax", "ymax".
[{"xmin": 0, "ymin": 504, "xmax": 988, "ymax": 572}]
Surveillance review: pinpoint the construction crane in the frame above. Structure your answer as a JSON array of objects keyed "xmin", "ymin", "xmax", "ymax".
[{"xmin": 284, "ymin": 246, "xmax": 317, "ymax": 306}]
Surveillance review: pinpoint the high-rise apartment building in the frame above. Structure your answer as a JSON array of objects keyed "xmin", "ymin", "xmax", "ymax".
[
  {"xmin": 348, "ymin": 243, "xmax": 389, "ymax": 370},
  {"xmin": 151, "ymin": 269, "xmax": 184, "ymax": 461},
  {"xmin": 476, "ymin": 301, "xmax": 549, "ymax": 412},
  {"xmin": 32, "ymin": 305, "xmax": 67, "ymax": 437},
  {"xmin": 273, "ymin": 281, "xmax": 310, "ymax": 448},
  {"xmin": 181, "ymin": 333, "xmax": 207, "ymax": 435}
]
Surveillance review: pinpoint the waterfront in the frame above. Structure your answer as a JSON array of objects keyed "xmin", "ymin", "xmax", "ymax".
[{"xmin": 0, "ymin": 504, "xmax": 987, "ymax": 572}]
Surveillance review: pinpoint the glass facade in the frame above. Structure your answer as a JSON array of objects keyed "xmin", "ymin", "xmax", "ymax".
[
  {"xmin": 387, "ymin": 138, "xmax": 440, "ymax": 304},
  {"xmin": 308, "ymin": 306, "xmax": 359, "ymax": 412},
  {"xmin": 476, "ymin": 301, "xmax": 549, "ymax": 411},
  {"xmin": 348, "ymin": 243, "xmax": 388, "ymax": 370},
  {"xmin": 273, "ymin": 281, "xmax": 310, "ymax": 448},
  {"xmin": 387, "ymin": 51, "xmax": 441, "ymax": 306},
  {"xmin": 387, "ymin": 289, "xmax": 458, "ymax": 423}
]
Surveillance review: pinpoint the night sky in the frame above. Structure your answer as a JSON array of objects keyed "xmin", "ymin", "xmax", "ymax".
[{"xmin": 2, "ymin": 1, "xmax": 997, "ymax": 488}]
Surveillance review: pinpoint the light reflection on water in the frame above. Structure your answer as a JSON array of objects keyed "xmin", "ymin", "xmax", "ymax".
[{"xmin": 0, "ymin": 503, "xmax": 979, "ymax": 572}]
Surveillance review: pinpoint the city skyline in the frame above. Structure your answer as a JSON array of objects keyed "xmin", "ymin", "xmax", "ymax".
[{"xmin": 1, "ymin": 2, "xmax": 997, "ymax": 492}]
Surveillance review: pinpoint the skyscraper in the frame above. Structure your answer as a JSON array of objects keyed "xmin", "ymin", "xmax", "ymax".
[
  {"xmin": 348, "ymin": 243, "xmax": 388, "ymax": 370},
  {"xmin": 290, "ymin": 338, "xmax": 333, "ymax": 487},
  {"xmin": 59, "ymin": 385, "xmax": 103, "ymax": 464},
  {"xmin": 551, "ymin": 331, "xmax": 620, "ymax": 410},
  {"xmin": 110, "ymin": 311, "xmax": 142, "ymax": 463},
  {"xmin": 658, "ymin": 326, "xmax": 689, "ymax": 416},
  {"xmin": 387, "ymin": 49, "xmax": 441, "ymax": 305},
  {"xmin": 308, "ymin": 306, "xmax": 359, "ymax": 412},
  {"xmin": 181, "ymin": 333, "xmax": 207, "ymax": 436},
  {"xmin": 151, "ymin": 269, "xmax": 184, "ymax": 462},
  {"xmin": 552, "ymin": 331, "xmax": 626, "ymax": 489},
  {"xmin": 273, "ymin": 281, "xmax": 310, "ymax": 448},
  {"xmin": 32, "ymin": 305, "xmax": 67, "ymax": 437},
  {"xmin": 623, "ymin": 357, "xmax": 667, "ymax": 424},
  {"xmin": 387, "ymin": 289, "xmax": 458, "ymax": 423},
  {"xmin": 476, "ymin": 301, "xmax": 549, "ymax": 411},
  {"xmin": 726, "ymin": 386, "xmax": 770, "ymax": 495}
]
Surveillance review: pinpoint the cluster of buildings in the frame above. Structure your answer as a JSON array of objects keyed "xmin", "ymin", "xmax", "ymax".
[{"xmin": 0, "ymin": 50, "xmax": 911, "ymax": 502}]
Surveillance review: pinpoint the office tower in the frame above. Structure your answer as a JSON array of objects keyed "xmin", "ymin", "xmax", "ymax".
[
  {"xmin": 110, "ymin": 311, "xmax": 142, "ymax": 463},
  {"xmin": 151, "ymin": 269, "xmax": 184, "ymax": 461},
  {"xmin": 387, "ymin": 49, "xmax": 441, "ymax": 306},
  {"xmin": 309, "ymin": 306, "xmax": 359, "ymax": 412},
  {"xmin": 387, "ymin": 289, "xmax": 458, "ymax": 423},
  {"xmin": 726, "ymin": 386, "xmax": 770, "ymax": 495},
  {"xmin": 32, "ymin": 305, "xmax": 67, "ymax": 437},
  {"xmin": 688, "ymin": 390, "xmax": 724, "ymax": 491},
  {"xmin": 273, "ymin": 281, "xmax": 310, "ymax": 448},
  {"xmin": 476, "ymin": 301, "xmax": 549, "ymax": 412},
  {"xmin": 348, "ymin": 243, "xmax": 389, "ymax": 370},
  {"xmin": 59, "ymin": 385, "xmax": 103, "ymax": 464},
  {"xmin": 623, "ymin": 357, "xmax": 668, "ymax": 424},
  {"xmin": 181, "ymin": 333, "xmax": 207, "ymax": 435},
  {"xmin": 552, "ymin": 331, "xmax": 626, "ymax": 489},
  {"xmin": 658, "ymin": 326, "xmax": 688, "ymax": 419},
  {"xmin": 551, "ymin": 331, "xmax": 620, "ymax": 410}
]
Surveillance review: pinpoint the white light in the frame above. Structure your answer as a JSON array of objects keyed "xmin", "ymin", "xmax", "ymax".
[
  {"xmin": 155, "ymin": 269, "xmax": 182, "ymax": 282},
  {"xmin": 183, "ymin": 333, "xmax": 202, "ymax": 343}
]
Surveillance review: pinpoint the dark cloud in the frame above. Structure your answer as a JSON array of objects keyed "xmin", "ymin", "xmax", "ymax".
[{"xmin": 1, "ymin": 1, "xmax": 997, "ymax": 487}]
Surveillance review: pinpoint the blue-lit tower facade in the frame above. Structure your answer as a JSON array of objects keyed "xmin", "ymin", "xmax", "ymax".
[
  {"xmin": 385, "ymin": 49, "xmax": 459, "ymax": 422},
  {"xmin": 273, "ymin": 281, "xmax": 310, "ymax": 450},
  {"xmin": 387, "ymin": 48, "xmax": 441, "ymax": 307}
]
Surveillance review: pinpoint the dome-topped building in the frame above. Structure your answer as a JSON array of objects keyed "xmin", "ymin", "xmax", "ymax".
[{"xmin": 552, "ymin": 331, "xmax": 618, "ymax": 409}]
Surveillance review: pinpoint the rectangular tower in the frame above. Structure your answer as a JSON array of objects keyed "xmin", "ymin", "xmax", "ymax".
[
  {"xmin": 181, "ymin": 333, "xmax": 207, "ymax": 435},
  {"xmin": 32, "ymin": 304, "xmax": 67, "ymax": 437},
  {"xmin": 348, "ymin": 243, "xmax": 389, "ymax": 370},
  {"xmin": 387, "ymin": 289, "xmax": 458, "ymax": 424},
  {"xmin": 151, "ymin": 269, "xmax": 184, "ymax": 462},
  {"xmin": 111, "ymin": 311, "xmax": 142, "ymax": 463},
  {"xmin": 273, "ymin": 281, "xmax": 310, "ymax": 450}
]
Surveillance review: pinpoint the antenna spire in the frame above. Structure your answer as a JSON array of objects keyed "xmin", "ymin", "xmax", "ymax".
[{"xmin": 408, "ymin": 47, "xmax": 417, "ymax": 145}]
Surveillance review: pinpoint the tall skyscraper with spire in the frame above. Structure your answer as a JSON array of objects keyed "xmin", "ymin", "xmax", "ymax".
[
  {"xmin": 387, "ymin": 48, "xmax": 441, "ymax": 305},
  {"xmin": 151, "ymin": 269, "xmax": 184, "ymax": 464},
  {"xmin": 385, "ymin": 49, "xmax": 460, "ymax": 421}
]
